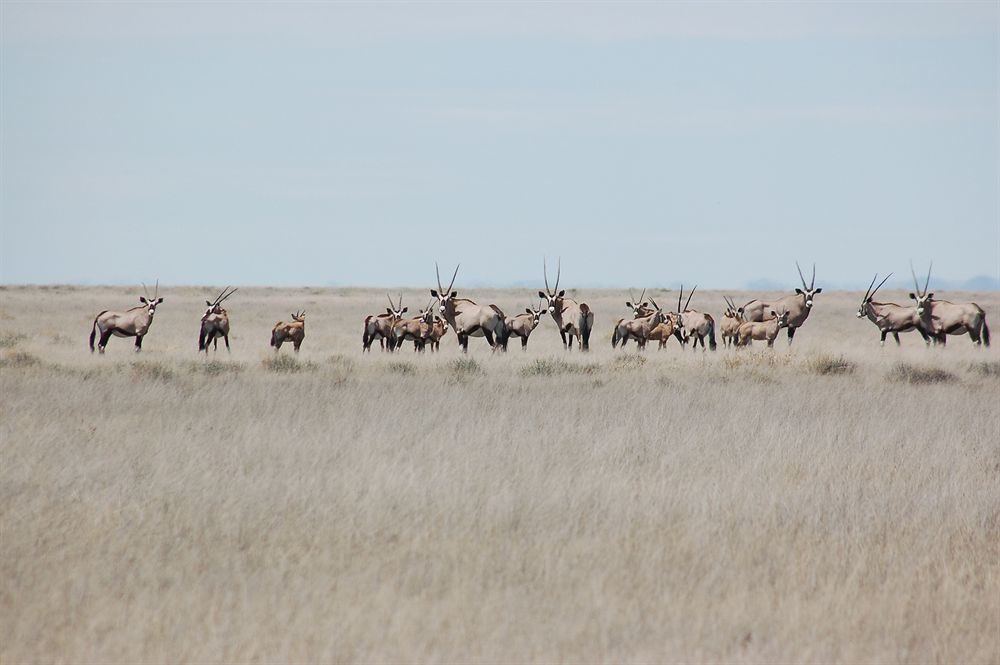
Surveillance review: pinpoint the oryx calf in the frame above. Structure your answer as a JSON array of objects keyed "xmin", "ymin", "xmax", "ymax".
[
  {"xmin": 427, "ymin": 317, "xmax": 449, "ymax": 352},
  {"xmin": 500, "ymin": 302, "xmax": 546, "ymax": 351},
  {"xmin": 737, "ymin": 309, "xmax": 789, "ymax": 347},
  {"xmin": 392, "ymin": 303, "xmax": 435, "ymax": 352},
  {"xmin": 362, "ymin": 293, "xmax": 407, "ymax": 352},
  {"xmin": 271, "ymin": 311, "xmax": 305, "ymax": 352},
  {"xmin": 719, "ymin": 296, "xmax": 743, "ymax": 349},
  {"xmin": 89, "ymin": 282, "xmax": 163, "ymax": 354},
  {"xmin": 199, "ymin": 286, "xmax": 237, "ymax": 353},
  {"xmin": 611, "ymin": 289, "xmax": 653, "ymax": 348},
  {"xmin": 539, "ymin": 258, "xmax": 594, "ymax": 351}
]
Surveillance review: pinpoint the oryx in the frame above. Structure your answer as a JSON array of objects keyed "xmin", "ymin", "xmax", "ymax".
[
  {"xmin": 719, "ymin": 296, "xmax": 743, "ymax": 349},
  {"xmin": 428, "ymin": 316, "xmax": 449, "ymax": 352},
  {"xmin": 499, "ymin": 301, "xmax": 546, "ymax": 351},
  {"xmin": 675, "ymin": 285, "xmax": 717, "ymax": 351},
  {"xmin": 616, "ymin": 293, "xmax": 667, "ymax": 350},
  {"xmin": 909, "ymin": 262, "xmax": 990, "ymax": 347},
  {"xmin": 362, "ymin": 293, "xmax": 407, "ymax": 352},
  {"xmin": 271, "ymin": 311, "xmax": 305, "ymax": 352},
  {"xmin": 856, "ymin": 273, "xmax": 930, "ymax": 346},
  {"xmin": 89, "ymin": 282, "xmax": 164, "ymax": 354},
  {"xmin": 431, "ymin": 263, "xmax": 506, "ymax": 352},
  {"xmin": 611, "ymin": 289, "xmax": 654, "ymax": 348},
  {"xmin": 199, "ymin": 286, "xmax": 237, "ymax": 353},
  {"xmin": 538, "ymin": 258, "xmax": 594, "ymax": 351},
  {"xmin": 742, "ymin": 262, "xmax": 822, "ymax": 345},
  {"xmin": 737, "ymin": 309, "xmax": 789, "ymax": 347},
  {"xmin": 391, "ymin": 301, "xmax": 435, "ymax": 352}
]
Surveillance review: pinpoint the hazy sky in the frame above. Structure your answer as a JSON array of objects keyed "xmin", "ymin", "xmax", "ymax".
[{"xmin": 2, "ymin": 2, "xmax": 998, "ymax": 290}]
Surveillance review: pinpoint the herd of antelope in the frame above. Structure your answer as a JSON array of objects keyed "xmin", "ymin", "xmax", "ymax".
[{"xmin": 86, "ymin": 261, "xmax": 990, "ymax": 355}]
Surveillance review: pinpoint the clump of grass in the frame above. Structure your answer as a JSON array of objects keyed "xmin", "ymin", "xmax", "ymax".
[
  {"xmin": 968, "ymin": 360, "xmax": 1000, "ymax": 379},
  {"xmin": 48, "ymin": 333, "xmax": 73, "ymax": 346},
  {"xmin": 0, "ymin": 350, "xmax": 41, "ymax": 368},
  {"xmin": 0, "ymin": 332, "xmax": 26, "ymax": 348},
  {"xmin": 131, "ymin": 361, "xmax": 175, "ymax": 382},
  {"xmin": 387, "ymin": 361, "xmax": 416, "ymax": 376},
  {"xmin": 608, "ymin": 354, "xmax": 647, "ymax": 371},
  {"xmin": 888, "ymin": 362, "xmax": 957, "ymax": 385},
  {"xmin": 327, "ymin": 354, "xmax": 356, "ymax": 372},
  {"xmin": 189, "ymin": 360, "xmax": 243, "ymax": 376},
  {"xmin": 263, "ymin": 354, "xmax": 314, "ymax": 373},
  {"xmin": 448, "ymin": 358, "xmax": 484, "ymax": 381},
  {"xmin": 520, "ymin": 358, "xmax": 600, "ymax": 377},
  {"xmin": 807, "ymin": 354, "xmax": 856, "ymax": 376}
]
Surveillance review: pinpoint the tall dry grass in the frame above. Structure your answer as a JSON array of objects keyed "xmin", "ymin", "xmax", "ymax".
[{"xmin": 1, "ymin": 285, "xmax": 998, "ymax": 662}]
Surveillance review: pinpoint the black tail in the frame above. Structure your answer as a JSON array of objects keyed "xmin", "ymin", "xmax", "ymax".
[
  {"xmin": 89, "ymin": 311, "xmax": 106, "ymax": 352},
  {"xmin": 708, "ymin": 321, "xmax": 717, "ymax": 351},
  {"xmin": 982, "ymin": 316, "xmax": 990, "ymax": 347},
  {"xmin": 198, "ymin": 324, "xmax": 208, "ymax": 352}
]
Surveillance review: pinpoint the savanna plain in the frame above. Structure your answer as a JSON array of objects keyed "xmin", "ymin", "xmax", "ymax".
[{"xmin": 1, "ymin": 285, "xmax": 998, "ymax": 663}]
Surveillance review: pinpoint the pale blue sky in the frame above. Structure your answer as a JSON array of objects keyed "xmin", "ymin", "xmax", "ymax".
[{"xmin": 2, "ymin": 2, "xmax": 997, "ymax": 289}]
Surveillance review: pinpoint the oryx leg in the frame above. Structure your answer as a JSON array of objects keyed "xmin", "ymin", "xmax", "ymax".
[
  {"xmin": 134, "ymin": 334, "xmax": 144, "ymax": 352},
  {"xmin": 98, "ymin": 328, "xmax": 113, "ymax": 354},
  {"xmin": 521, "ymin": 336, "xmax": 528, "ymax": 350},
  {"xmin": 892, "ymin": 332, "xmax": 900, "ymax": 346},
  {"xmin": 224, "ymin": 335, "xmax": 230, "ymax": 352},
  {"xmin": 880, "ymin": 330, "xmax": 888, "ymax": 347},
  {"xmin": 293, "ymin": 340, "xmax": 301, "ymax": 353},
  {"xmin": 786, "ymin": 327, "xmax": 797, "ymax": 345}
]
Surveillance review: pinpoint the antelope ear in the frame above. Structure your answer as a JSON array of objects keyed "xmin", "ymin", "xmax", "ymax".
[
  {"xmin": 813, "ymin": 288, "xmax": 822, "ymax": 294},
  {"xmin": 625, "ymin": 302, "xmax": 633, "ymax": 308},
  {"xmin": 206, "ymin": 300, "xmax": 212, "ymax": 306},
  {"xmin": 139, "ymin": 297, "xmax": 148, "ymax": 303},
  {"xmin": 525, "ymin": 308, "xmax": 533, "ymax": 314},
  {"xmin": 386, "ymin": 308, "xmax": 393, "ymax": 315},
  {"xmin": 401, "ymin": 307, "xmax": 408, "ymax": 313},
  {"xmin": 538, "ymin": 291, "xmax": 547, "ymax": 299},
  {"xmin": 926, "ymin": 293, "xmax": 933, "ymax": 299},
  {"xmin": 156, "ymin": 298, "xmax": 164, "ymax": 304},
  {"xmin": 769, "ymin": 310, "xmax": 777, "ymax": 317},
  {"xmin": 450, "ymin": 291, "xmax": 457, "ymax": 298},
  {"xmin": 557, "ymin": 290, "xmax": 565, "ymax": 297},
  {"xmin": 909, "ymin": 293, "xmax": 917, "ymax": 300},
  {"xmin": 430, "ymin": 289, "xmax": 439, "ymax": 298},
  {"xmin": 642, "ymin": 302, "xmax": 649, "ymax": 308},
  {"xmin": 794, "ymin": 288, "xmax": 804, "ymax": 295}
]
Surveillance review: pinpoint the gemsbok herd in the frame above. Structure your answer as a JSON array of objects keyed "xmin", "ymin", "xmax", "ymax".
[{"xmin": 87, "ymin": 261, "xmax": 990, "ymax": 355}]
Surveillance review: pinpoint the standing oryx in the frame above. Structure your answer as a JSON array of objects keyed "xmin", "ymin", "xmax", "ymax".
[
  {"xmin": 611, "ymin": 289, "xmax": 653, "ymax": 348},
  {"xmin": 856, "ymin": 273, "xmax": 930, "ymax": 346},
  {"xmin": 675, "ymin": 285, "xmax": 717, "ymax": 351},
  {"xmin": 89, "ymin": 282, "xmax": 164, "ymax": 354},
  {"xmin": 741, "ymin": 262, "xmax": 822, "ymax": 345},
  {"xmin": 909, "ymin": 263, "xmax": 990, "ymax": 347},
  {"xmin": 431, "ymin": 264, "xmax": 506, "ymax": 352},
  {"xmin": 198, "ymin": 286, "xmax": 237, "ymax": 353},
  {"xmin": 427, "ymin": 316, "xmax": 449, "ymax": 352},
  {"xmin": 362, "ymin": 293, "xmax": 407, "ymax": 352},
  {"xmin": 498, "ymin": 301, "xmax": 546, "ymax": 351},
  {"xmin": 737, "ymin": 309, "xmax": 790, "ymax": 347},
  {"xmin": 719, "ymin": 296, "xmax": 744, "ymax": 348},
  {"xmin": 539, "ymin": 258, "xmax": 594, "ymax": 351},
  {"xmin": 271, "ymin": 311, "xmax": 305, "ymax": 352},
  {"xmin": 391, "ymin": 301, "xmax": 435, "ymax": 352},
  {"xmin": 615, "ymin": 293, "xmax": 666, "ymax": 350}
]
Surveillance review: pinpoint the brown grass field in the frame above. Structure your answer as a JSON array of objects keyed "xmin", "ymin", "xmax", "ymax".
[{"xmin": 1, "ymin": 284, "xmax": 998, "ymax": 663}]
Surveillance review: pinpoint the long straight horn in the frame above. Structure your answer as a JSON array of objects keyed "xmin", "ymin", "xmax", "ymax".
[
  {"xmin": 677, "ymin": 285, "xmax": 683, "ymax": 313},
  {"xmin": 811, "ymin": 263, "xmax": 816, "ymax": 290},
  {"xmin": 649, "ymin": 294, "xmax": 660, "ymax": 311},
  {"xmin": 910, "ymin": 261, "xmax": 921, "ymax": 293},
  {"xmin": 142, "ymin": 282, "xmax": 150, "ymax": 299},
  {"xmin": 543, "ymin": 258, "xmax": 552, "ymax": 296},
  {"xmin": 924, "ymin": 261, "xmax": 932, "ymax": 296},
  {"xmin": 212, "ymin": 286, "xmax": 228, "ymax": 305},
  {"xmin": 638, "ymin": 287, "xmax": 646, "ymax": 304},
  {"xmin": 219, "ymin": 287, "xmax": 238, "ymax": 303},
  {"xmin": 554, "ymin": 257, "xmax": 561, "ymax": 293},
  {"xmin": 863, "ymin": 274, "xmax": 878, "ymax": 302},
  {"xmin": 398, "ymin": 291, "xmax": 404, "ymax": 310},
  {"xmin": 683, "ymin": 285, "xmax": 697, "ymax": 312},
  {"xmin": 446, "ymin": 264, "xmax": 459, "ymax": 294},
  {"xmin": 154, "ymin": 280, "xmax": 159, "ymax": 300},
  {"xmin": 796, "ymin": 261, "xmax": 808, "ymax": 290},
  {"xmin": 870, "ymin": 272, "xmax": 892, "ymax": 299},
  {"xmin": 387, "ymin": 291, "xmax": 395, "ymax": 308},
  {"xmin": 435, "ymin": 262, "xmax": 445, "ymax": 296}
]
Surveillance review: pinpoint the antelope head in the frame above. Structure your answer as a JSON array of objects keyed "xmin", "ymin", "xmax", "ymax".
[
  {"xmin": 795, "ymin": 262, "xmax": 822, "ymax": 308},
  {"xmin": 857, "ymin": 273, "xmax": 891, "ymax": 318},
  {"xmin": 431, "ymin": 263, "xmax": 459, "ymax": 315},
  {"xmin": 677, "ymin": 284, "xmax": 697, "ymax": 314},
  {"xmin": 647, "ymin": 294, "xmax": 666, "ymax": 326},
  {"xmin": 538, "ymin": 257, "xmax": 565, "ymax": 315},
  {"xmin": 418, "ymin": 299, "xmax": 435, "ymax": 324},
  {"xmin": 204, "ymin": 285, "xmax": 237, "ymax": 317},
  {"xmin": 524, "ymin": 300, "xmax": 546, "ymax": 327},
  {"xmin": 772, "ymin": 309, "xmax": 790, "ymax": 329},
  {"xmin": 625, "ymin": 288, "xmax": 650, "ymax": 318},
  {"xmin": 909, "ymin": 262, "xmax": 933, "ymax": 315},
  {"xmin": 140, "ymin": 281, "xmax": 164, "ymax": 318},
  {"xmin": 386, "ymin": 292, "xmax": 407, "ymax": 320},
  {"xmin": 291, "ymin": 310, "xmax": 305, "ymax": 323},
  {"xmin": 723, "ymin": 295, "xmax": 741, "ymax": 320}
]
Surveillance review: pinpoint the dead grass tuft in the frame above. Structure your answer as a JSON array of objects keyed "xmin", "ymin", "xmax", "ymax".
[
  {"xmin": 387, "ymin": 360, "xmax": 416, "ymax": 376},
  {"xmin": 607, "ymin": 353, "xmax": 647, "ymax": 371},
  {"xmin": 1, "ymin": 349, "xmax": 41, "ymax": 368},
  {"xmin": 968, "ymin": 360, "xmax": 1000, "ymax": 379},
  {"xmin": 130, "ymin": 361, "xmax": 176, "ymax": 382},
  {"xmin": 807, "ymin": 353, "xmax": 857, "ymax": 376},
  {"xmin": 0, "ymin": 331, "xmax": 26, "ymax": 348},
  {"xmin": 887, "ymin": 362, "xmax": 957, "ymax": 385},
  {"xmin": 262, "ymin": 354, "xmax": 314, "ymax": 373},
  {"xmin": 520, "ymin": 357, "xmax": 600, "ymax": 377}
]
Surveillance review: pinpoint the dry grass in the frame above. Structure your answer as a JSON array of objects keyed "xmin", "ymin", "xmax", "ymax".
[{"xmin": 1, "ymin": 285, "xmax": 998, "ymax": 663}]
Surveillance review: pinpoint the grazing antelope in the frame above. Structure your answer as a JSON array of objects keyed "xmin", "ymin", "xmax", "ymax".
[
  {"xmin": 89, "ymin": 282, "xmax": 164, "ymax": 354},
  {"xmin": 856, "ymin": 273, "xmax": 930, "ymax": 346},
  {"xmin": 675, "ymin": 285, "xmax": 717, "ymax": 351},
  {"xmin": 538, "ymin": 258, "xmax": 595, "ymax": 351},
  {"xmin": 198, "ymin": 286, "xmax": 237, "ymax": 353},
  {"xmin": 737, "ymin": 309, "xmax": 789, "ymax": 347},
  {"xmin": 431, "ymin": 264, "xmax": 506, "ymax": 352},
  {"xmin": 719, "ymin": 296, "xmax": 744, "ymax": 348},
  {"xmin": 611, "ymin": 289, "xmax": 654, "ymax": 348},
  {"xmin": 271, "ymin": 311, "xmax": 305, "ymax": 352},
  {"xmin": 909, "ymin": 263, "xmax": 990, "ymax": 347},
  {"xmin": 617, "ymin": 294, "xmax": 667, "ymax": 350},
  {"xmin": 362, "ymin": 293, "xmax": 407, "ymax": 352},
  {"xmin": 742, "ymin": 262, "xmax": 822, "ymax": 345},
  {"xmin": 391, "ymin": 301, "xmax": 435, "ymax": 352},
  {"xmin": 499, "ymin": 301, "xmax": 546, "ymax": 351},
  {"xmin": 427, "ymin": 316, "xmax": 449, "ymax": 352}
]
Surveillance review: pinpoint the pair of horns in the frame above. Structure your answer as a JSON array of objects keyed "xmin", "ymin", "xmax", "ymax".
[
  {"xmin": 543, "ymin": 257, "xmax": 561, "ymax": 297},
  {"xmin": 677, "ymin": 284, "xmax": 697, "ymax": 312},
  {"xmin": 435, "ymin": 263, "xmax": 459, "ymax": 296},
  {"xmin": 863, "ymin": 273, "xmax": 893, "ymax": 302},
  {"xmin": 210, "ymin": 285, "xmax": 237, "ymax": 307},
  {"xmin": 629, "ymin": 287, "xmax": 646, "ymax": 305},
  {"xmin": 796, "ymin": 261, "xmax": 816, "ymax": 291},
  {"xmin": 387, "ymin": 291, "xmax": 404, "ymax": 311},
  {"xmin": 910, "ymin": 261, "xmax": 932, "ymax": 297},
  {"xmin": 142, "ymin": 280, "xmax": 159, "ymax": 300},
  {"xmin": 723, "ymin": 295, "xmax": 739, "ymax": 312},
  {"xmin": 292, "ymin": 309, "xmax": 305, "ymax": 319}
]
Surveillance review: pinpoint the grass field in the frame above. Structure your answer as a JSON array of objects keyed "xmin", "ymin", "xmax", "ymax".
[{"xmin": 1, "ymin": 284, "xmax": 998, "ymax": 663}]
